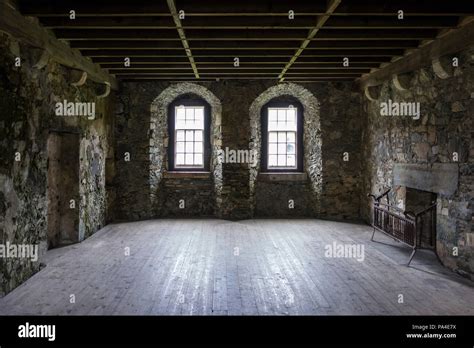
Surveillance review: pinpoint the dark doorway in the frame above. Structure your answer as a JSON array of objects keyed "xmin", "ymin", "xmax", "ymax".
[{"xmin": 47, "ymin": 131, "xmax": 80, "ymax": 248}]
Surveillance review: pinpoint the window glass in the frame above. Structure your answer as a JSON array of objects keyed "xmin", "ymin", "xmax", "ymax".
[
  {"xmin": 175, "ymin": 106, "xmax": 205, "ymax": 168},
  {"xmin": 267, "ymin": 106, "xmax": 298, "ymax": 169}
]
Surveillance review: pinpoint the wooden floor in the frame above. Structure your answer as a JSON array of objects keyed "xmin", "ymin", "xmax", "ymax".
[{"xmin": 1, "ymin": 219, "xmax": 473, "ymax": 315}]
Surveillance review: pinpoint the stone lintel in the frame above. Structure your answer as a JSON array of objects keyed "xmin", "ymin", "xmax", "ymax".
[{"xmin": 393, "ymin": 163, "xmax": 458, "ymax": 196}]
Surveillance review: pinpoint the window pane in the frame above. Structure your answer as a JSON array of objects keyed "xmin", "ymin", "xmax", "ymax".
[
  {"xmin": 287, "ymin": 143, "xmax": 295, "ymax": 154},
  {"xmin": 269, "ymin": 143, "xmax": 277, "ymax": 155},
  {"xmin": 287, "ymin": 155, "xmax": 296, "ymax": 167},
  {"xmin": 176, "ymin": 154, "xmax": 185, "ymax": 165},
  {"xmin": 194, "ymin": 130, "xmax": 202, "ymax": 141},
  {"xmin": 286, "ymin": 108, "xmax": 296, "ymax": 123},
  {"xmin": 176, "ymin": 119, "xmax": 185, "ymax": 129},
  {"xmin": 287, "ymin": 119, "xmax": 296, "ymax": 129},
  {"xmin": 185, "ymin": 107, "xmax": 194, "ymax": 120},
  {"xmin": 268, "ymin": 109, "xmax": 277, "ymax": 122},
  {"xmin": 185, "ymin": 154, "xmax": 194, "ymax": 165},
  {"xmin": 268, "ymin": 155, "xmax": 277, "ymax": 166},
  {"xmin": 278, "ymin": 155, "xmax": 286, "ymax": 166},
  {"xmin": 176, "ymin": 107, "xmax": 185, "ymax": 120},
  {"xmin": 278, "ymin": 143, "xmax": 286, "ymax": 154},
  {"xmin": 194, "ymin": 108, "xmax": 204, "ymax": 127},
  {"xmin": 185, "ymin": 142, "xmax": 193, "ymax": 152},
  {"xmin": 194, "ymin": 154, "xmax": 203, "ymax": 165},
  {"xmin": 176, "ymin": 130, "xmax": 185, "ymax": 141},
  {"xmin": 185, "ymin": 131, "xmax": 193, "ymax": 141},
  {"xmin": 268, "ymin": 121, "xmax": 278, "ymax": 131},
  {"xmin": 269, "ymin": 132, "xmax": 277, "ymax": 142},
  {"xmin": 194, "ymin": 142, "xmax": 203, "ymax": 153},
  {"xmin": 194, "ymin": 107, "xmax": 203, "ymax": 118},
  {"xmin": 278, "ymin": 132, "xmax": 286, "ymax": 142},
  {"xmin": 286, "ymin": 132, "xmax": 295, "ymax": 142},
  {"xmin": 277, "ymin": 109, "xmax": 286, "ymax": 122},
  {"xmin": 176, "ymin": 141, "xmax": 185, "ymax": 153}
]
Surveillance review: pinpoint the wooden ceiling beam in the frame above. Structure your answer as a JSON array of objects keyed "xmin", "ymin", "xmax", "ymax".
[
  {"xmin": 278, "ymin": 0, "xmax": 342, "ymax": 81},
  {"xmin": 81, "ymin": 49, "xmax": 404, "ymax": 58},
  {"xmin": 166, "ymin": 0, "xmax": 199, "ymax": 78},
  {"xmin": 38, "ymin": 15, "xmax": 459, "ymax": 30},
  {"xmin": 109, "ymin": 69, "xmax": 364, "ymax": 75},
  {"xmin": 91, "ymin": 56, "xmax": 391, "ymax": 64},
  {"xmin": 0, "ymin": 1, "xmax": 117, "ymax": 89},
  {"xmin": 53, "ymin": 28, "xmax": 438, "ymax": 40},
  {"xmin": 99, "ymin": 63, "xmax": 380, "ymax": 69},
  {"xmin": 335, "ymin": 2, "xmax": 474, "ymax": 16},
  {"xmin": 360, "ymin": 20, "xmax": 474, "ymax": 88},
  {"xmin": 70, "ymin": 40, "xmax": 419, "ymax": 50},
  {"xmin": 116, "ymin": 77, "xmax": 354, "ymax": 81},
  {"xmin": 20, "ymin": 0, "xmax": 473, "ymax": 18},
  {"xmin": 18, "ymin": 0, "xmax": 328, "ymax": 16},
  {"xmin": 28, "ymin": 12, "xmax": 474, "ymax": 17},
  {"xmin": 108, "ymin": 67, "xmax": 370, "ymax": 73},
  {"xmin": 15, "ymin": 0, "xmax": 470, "ymax": 81}
]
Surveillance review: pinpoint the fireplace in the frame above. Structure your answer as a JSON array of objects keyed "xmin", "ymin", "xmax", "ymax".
[
  {"xmin": 393, "ymin": 162, "xmax": 459, "ymax": 251},
  {"xmin": 395, "ymin": 186, "xmax": 437, "ymax": 250},
  {"xmin": 405, "ymin": 188, "xmax": 437, "ymax": 249},
  {"xmin": 369, "ymin": 163, "xmax": 457, "ymax": 265}
]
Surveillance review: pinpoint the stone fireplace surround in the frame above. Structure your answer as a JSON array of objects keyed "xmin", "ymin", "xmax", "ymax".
[{"xmin": 392, "ymin": 163, "xmax": 459, "ymax": 260}]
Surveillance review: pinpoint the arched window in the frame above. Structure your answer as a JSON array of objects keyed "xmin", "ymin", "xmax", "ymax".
[
  {"xmin": 261, "ymin": 97, "xmax": 303, "ymax": 172},
  {"xmin": 167, "ymin": 94, "xmax": 211, "ymax": 171}
]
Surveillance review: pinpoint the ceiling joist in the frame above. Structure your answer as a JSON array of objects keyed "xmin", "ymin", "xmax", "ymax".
[
  {"xmin": 166, "ymin": 0, "xmax": 199, "ymax": 78},
  {"xmin": 39, "ymin": 16, "xmax": 460, "ymax": 30},
  {"xmin": 0, "ymin": 0, "xmax": 117, "ymax": 89},
  {"xmin": 360, "ymin": 19, "xmax": 474, "ymax": 88},
  {"xmin": 13, "ymin": 0, "xmax": 472, "ymax": 81},
  {"xmin": 278, "ymin": 0, "xmax": 342, "ymax": 81}
]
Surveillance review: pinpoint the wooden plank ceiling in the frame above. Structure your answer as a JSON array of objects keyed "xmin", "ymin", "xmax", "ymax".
[{"xmin": 18, "ymin": 0, "xmax": 474, "ymax": 82}]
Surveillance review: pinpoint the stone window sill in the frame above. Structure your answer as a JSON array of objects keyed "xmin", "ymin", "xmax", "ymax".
[
  {"xmin": 164, "ymin": 171, "xmax": 211, "ymax": 179},
  {"xmin": 258, "ymin": 172, "xmax": 307, "ymax": 182}
]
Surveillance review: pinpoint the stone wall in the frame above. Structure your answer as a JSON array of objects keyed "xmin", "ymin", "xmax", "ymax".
[
  {"xmin": 115, "ymin": 80, "xmax": 362, "ymax": 220},
  {"xmin": 255, "ymin": 177, "xmax": 314, "ymax": 217},
  {"xmin": 0, "ymin": 33, "xmax": 115, "ymax": 296},
  {"xmin": 361, "ymin": 45, "xmax": 474, "ymax": 279},
  {"xmin": 159, "ymin": 173, "xmax": 215, "ymax": 217}
]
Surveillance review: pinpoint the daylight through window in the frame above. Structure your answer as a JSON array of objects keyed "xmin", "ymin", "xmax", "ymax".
[
  {"xmin": 175, "ymin": 105, "xmax": 204, "ymax": 168},
  {"xmin": 267, "ymin": 106, "xmax": 297, "ymax": 169}
]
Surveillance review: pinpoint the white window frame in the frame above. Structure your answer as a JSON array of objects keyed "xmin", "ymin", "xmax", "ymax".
[
  {"xmin": 266, "ymin": 106, "xmax": 298, "ymax": 170},
  {"xmin": 174, "ymin": 105, "xmax": 205, "ymax": 169}
]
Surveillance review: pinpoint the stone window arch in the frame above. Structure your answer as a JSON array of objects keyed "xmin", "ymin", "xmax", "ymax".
[
  {"xmin": 249, "ymin": 83, "xmax": 322, "ymax": 215},
  {"xmin": 149, "ymin": 83, "xmax": 223, "ymax": 215}
]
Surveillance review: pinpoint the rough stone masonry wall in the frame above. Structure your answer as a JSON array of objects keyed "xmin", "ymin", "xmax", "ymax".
[
  {"xmin": 361, "ymin": 45, "xmax": 474, "ymax": 279},
  {"xmin": 0, "ymin": 33, "xmax": 115, "ymax": 296},
  {"xmin": 116, "ymin": 80, "xmax": 362, "ymax": 220}
]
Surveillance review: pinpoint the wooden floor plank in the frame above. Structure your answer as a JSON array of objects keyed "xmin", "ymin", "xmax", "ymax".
[{"xmin": 1, "ymin": 219, "xmax": 473, "ymax": 315}]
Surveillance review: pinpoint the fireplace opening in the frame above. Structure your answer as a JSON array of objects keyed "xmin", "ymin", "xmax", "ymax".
[
  {"xmin": 369, "ymin": 186, "xmax": 438, "ymax": 265},
  {"xmin": 405, "ymin": 187, "xmax": 437, "ymax": 250}
]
